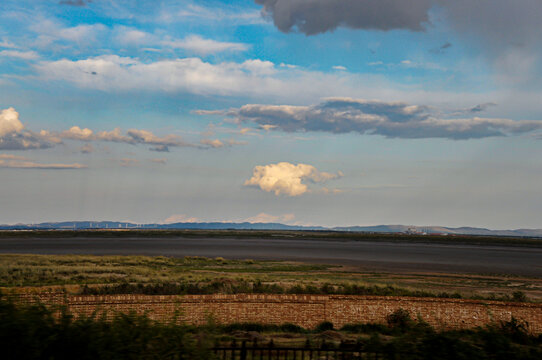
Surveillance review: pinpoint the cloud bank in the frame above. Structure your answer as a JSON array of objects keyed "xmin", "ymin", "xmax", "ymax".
[
  {"xmin": 211, "ymin": 98, "xmax": 542, "ymax": 140},
  {"xmin": 0, "ymin": 108, "xmax": 60, "ymax": 150},
  {"xmin": 244, "ymin": 162, "xmax": 342, "ymax": 196},
  {"xmin": 0, "ymin": 107, "xmax": 243, "ymax": 152}
]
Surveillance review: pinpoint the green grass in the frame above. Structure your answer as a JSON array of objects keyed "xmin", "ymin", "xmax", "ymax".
[
  {"xmin": 0, "ymin": 254, "xmax": 333, "ymax": 287},
  {"xmin": 1, "ymin": 254, "xmax": 540, "ymax": 302}
]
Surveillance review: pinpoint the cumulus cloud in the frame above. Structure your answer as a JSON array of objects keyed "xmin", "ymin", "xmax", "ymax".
[
  {"xmin": 244, "ymin": 162, "xmax": 342, "ymax": 196},
  {"xmin": 0, "ymin": 107, "xmax": 59, "ymax": 150},
  {"xmin": 256, "ymin": 0, "xmax": 433, "ymax": 35},
  {"xmin": 61, "ymin": 126, "xmax": 94, "ymax": 141},
  {"xmin": 210, "ymin": 98, "xmax": 542, "ymax": 140},
  {"xmin": 162, "ymin": 35, "xmax": 248, "ymax": 55}
]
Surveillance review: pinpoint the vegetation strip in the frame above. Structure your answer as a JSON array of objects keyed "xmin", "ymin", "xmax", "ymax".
[{"xmin": 1, "ymin": 298, "xmax": 541, "ymax": 359}]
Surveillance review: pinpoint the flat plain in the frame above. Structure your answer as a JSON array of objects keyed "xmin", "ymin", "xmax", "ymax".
[{"xmin": 1, "ymin": 229, "xmax": 541, "ymax": 301}]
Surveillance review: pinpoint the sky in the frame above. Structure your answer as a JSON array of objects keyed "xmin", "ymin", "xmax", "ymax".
[{"xmin": 1, "ymin": 0, "xmax": 542, "ymax": 229}]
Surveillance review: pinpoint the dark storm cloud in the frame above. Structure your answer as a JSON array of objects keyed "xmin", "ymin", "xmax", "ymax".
[
  {"xmin": 255, "ymin": 0, "xmax": 542, "ymax": 53},
  {"xmin": 205, "ymin": 98, "xmax": 542, "ymax": 140},
  {"xmin": 59, "ymin": 0, "xmax": 92, "ymax": 7},
  {"xmin": 443, "ymin": 1, "xmax": 542, "ymax": 51},
  {"xmin": 255, "ymin": 0, "xmax": 433, "ymax": 35}
]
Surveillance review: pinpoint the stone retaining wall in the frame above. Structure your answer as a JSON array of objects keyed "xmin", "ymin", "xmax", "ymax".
[{"xmin": 10, "ymin": 293, "xmax": 542, "ymax": 333}]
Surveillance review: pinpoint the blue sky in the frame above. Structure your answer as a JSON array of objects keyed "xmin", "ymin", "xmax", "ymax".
[{"xmin": 1, "ymin": 0, "xmax": 542, "ymax": 228}]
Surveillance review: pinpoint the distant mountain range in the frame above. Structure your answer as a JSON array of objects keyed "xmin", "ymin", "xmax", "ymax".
[{"xmin": 1, "ymin": 221, "xmax": 542, "ymax": 237}]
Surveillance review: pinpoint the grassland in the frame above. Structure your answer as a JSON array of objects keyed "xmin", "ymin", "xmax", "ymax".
[{"xmin": 1, "ymin": 254, "xmax": 541, "ymax": 301}]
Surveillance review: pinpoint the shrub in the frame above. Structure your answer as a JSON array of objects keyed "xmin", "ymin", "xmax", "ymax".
[
  {"xmin": 315, "ymin": 321, "xmax": 334, "ymax": 332},
  {"xmin": 511, "ymin": 291, "xmax": 528, "ymax": 303},
  {"xmin": 386, "ymin": 309, "xmax": 414, "ymax": 333}
]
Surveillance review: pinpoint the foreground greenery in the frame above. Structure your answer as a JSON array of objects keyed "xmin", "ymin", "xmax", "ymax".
[
  {"xmin": 1, "ymin": 254, "xmax": 539, "ymax": 302},
  {"xmin": 1, "ymin": 298, "xmax": 541, "ymax": 360}
]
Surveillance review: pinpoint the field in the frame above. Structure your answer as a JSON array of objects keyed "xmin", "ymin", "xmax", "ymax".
[
  {"xmin": 2, "ymin": 231, "xmax": 542, "ymax": 358},
  {"xmin": 2, "ymin": 254, "xmax": 542, "ymax": 301}
]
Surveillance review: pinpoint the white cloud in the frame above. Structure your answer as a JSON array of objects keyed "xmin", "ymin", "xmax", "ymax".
[
  {"xmin": 114, "ymin": 26, "xmax": 157, "ymax": 46},
  {"xmin": 332, "ymin": 65, "xmax": 347, "ymax": 71},
  {"xmin": 31, "ymin": 21, "xmax": 107, "ymax": 47},
  {"xmin": 0, "ymin": 159, "xmax": 86, "ymax": 169},
  {"xmin": 0, "ymin": 38, "xmax": 18, "ymax": 49},
  {"xmin": 163, "ymin": 214, "xmax": 200, "ymax": 223},
  {"xmin": 280, "ymin": 63, "xmax": 298, "ymax": 69},
  {"xmin": 244, "ymin": 162, "xmax": 343, "ymax": 196},
  {"xmin": 0, "ymin": 50, "xmax": 39, "ymax": 60},
  {"xmin": 34, "ymin": 54, "xmax": 514, "ymax": 106},
  {"xmin": 244, "ymin": 212, "xmax": 295, "ymax": 223},
  {"xmin": 35, "ymin": 55, "xmax": 283, "ymax": 96},
  {"xmin": 34, "ymin": 55, "xmax": 385, "ymax": 102},
  {"xmin": 162, "ymin": 35, "xmax": 248, "ymax": 55},
  {"xmin": 240, "ymin": 59, "xmax": 276, "ymax": 75}
]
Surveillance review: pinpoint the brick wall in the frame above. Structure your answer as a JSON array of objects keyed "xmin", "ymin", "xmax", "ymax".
[{"xmin": 11, "ymin": 293, "xmax": 542, "ymax": 333}]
